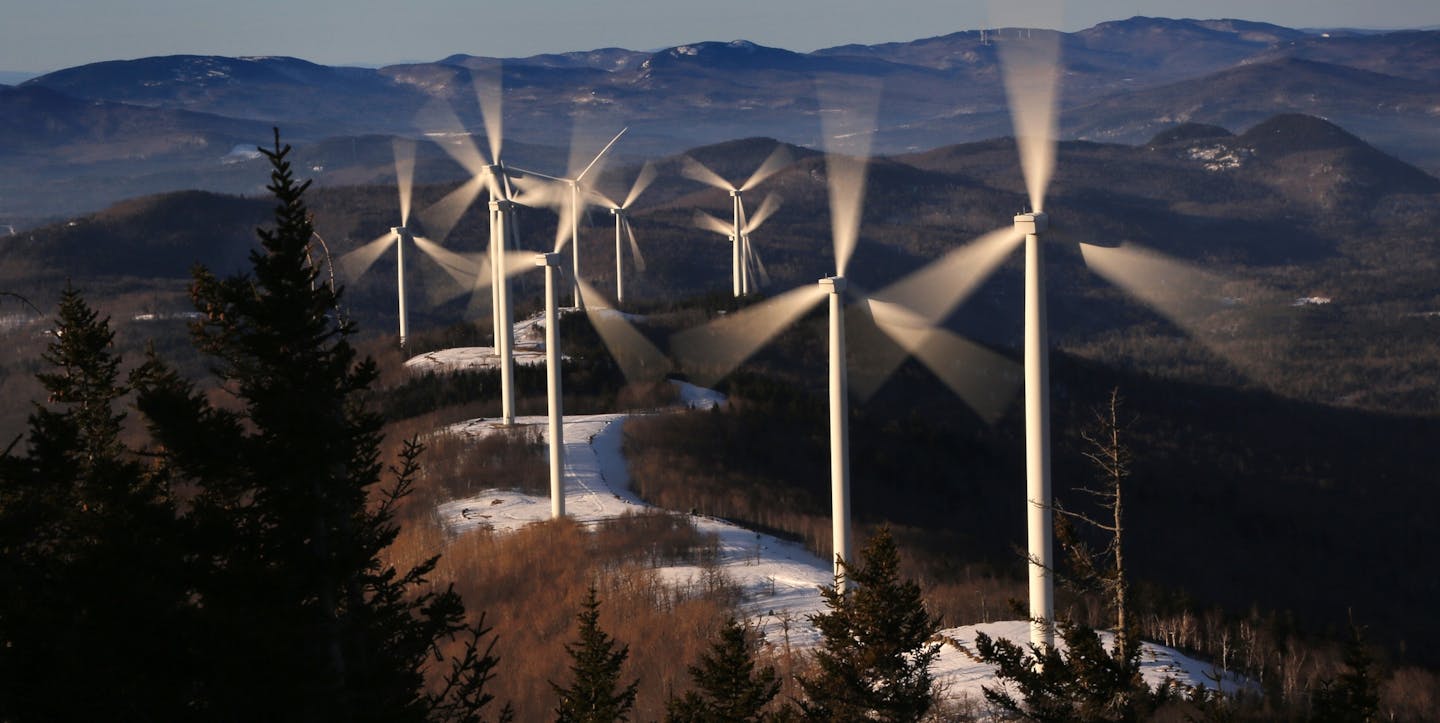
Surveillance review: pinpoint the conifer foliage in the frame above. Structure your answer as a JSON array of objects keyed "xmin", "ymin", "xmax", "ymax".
[
  {"xmin": 132, "ymin": 130, "xmax": 502, "ymax": 721},
  {"xmin": 552, "ymin": 586, "xmax": 640, "ymax": 723},
  {"xmin": 666, "ymin": 617, "xmax": 784, "ymax": 723},
  {"xmin": 799, "ymin": 527, "xmax": 941, "ymax": 722},
  {"xmin": 0, "ymin": 287, "xmax": 192, "ymax": 719}
]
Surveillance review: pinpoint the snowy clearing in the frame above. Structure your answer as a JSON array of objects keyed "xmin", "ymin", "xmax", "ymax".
[{"xmin": 433, "ymin": 380, "xmax": 1247, "ymax": 704}]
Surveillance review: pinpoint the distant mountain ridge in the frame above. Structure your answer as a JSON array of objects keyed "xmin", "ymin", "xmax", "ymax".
[{"xmin": 5, "ymin": 16, "xmax": 1439, "ymax": 223}]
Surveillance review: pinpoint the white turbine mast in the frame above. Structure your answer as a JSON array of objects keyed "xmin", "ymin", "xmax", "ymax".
[
  {"xmin": 337, "ymin": 137, "xmax": 478, "ymax": 350},
  {"xmin": 682, "ymin": 145, "xmax": 791, "ymax": 297}
]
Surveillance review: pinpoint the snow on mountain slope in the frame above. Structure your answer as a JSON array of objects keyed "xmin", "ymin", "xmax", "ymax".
[{"xmin": 431, "ymin": 380, "xmax": 1249, "ymax": 704}]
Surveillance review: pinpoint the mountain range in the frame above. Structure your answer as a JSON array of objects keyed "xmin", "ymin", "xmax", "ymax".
[{"xmin": 3, "ymin": 16, "xmax": 1438, "ymax": 224}]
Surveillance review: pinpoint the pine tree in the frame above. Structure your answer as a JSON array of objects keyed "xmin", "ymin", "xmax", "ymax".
[
  {"xmin": 666, "ymin": 617, "xmax": 783, "ymax": 723},
  {"xmin": 132, "ymin": 130, "xmax": 503, "ymax": 721},
  {"xmin": 973, "ymin": 621, "xmax": 1163, "ymax": 722},
  {"xmin": 0, "ymin": 287, "xmax": 193, "ymax": 719},
  {"xmin": 1312, "ymin": 622, "xmax": 1381, "ymax": 722},
  {"xmin": 798, "ymin": 527, "xmax": 941, "ymax": 722},
  {"xmin": 552, "ymin": 586, "xmax": 640, "ymax": 723}
]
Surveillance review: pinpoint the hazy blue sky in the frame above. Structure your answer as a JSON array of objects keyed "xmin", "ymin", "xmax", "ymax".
[{"xmin": 4, "ymin": 0, "xmax": 1439, "ymax": 73}]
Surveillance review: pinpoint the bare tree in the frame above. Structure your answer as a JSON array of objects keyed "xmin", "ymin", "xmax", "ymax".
[{"xmin": 1058, "ymin": 387, "xmax": 1134, "ymax": 658}]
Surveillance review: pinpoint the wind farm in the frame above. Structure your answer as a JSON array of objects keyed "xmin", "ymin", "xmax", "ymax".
[{"xmin": 3, "ymin": 10, "xmax": 1440, "ymax": 720}]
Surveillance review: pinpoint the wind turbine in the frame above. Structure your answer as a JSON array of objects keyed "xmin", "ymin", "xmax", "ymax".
[
  {"xmin": 413, "ymin": 63, "xmax": 543, "ymax": 423},
  {"xmin": 869, "ymin": 6, "xmax": 1279, "ymax": 647},
  {"xmin": 682, "ymin": 146, "xmax": 792, "ymax": 297},
  {"xmin": 694, "ymin": 192, "xmax": 783, "ymax": 296},
  {"xmin": 512, "ymin": 126, "xmax": 629, "ymax": 308},
  {"xmin": 337, "ymin": 137, "xmax": 479, "ymax": 349},
  {"xmin": 591, "ymin": 163, "xmax": 658, "ymax": 304}
]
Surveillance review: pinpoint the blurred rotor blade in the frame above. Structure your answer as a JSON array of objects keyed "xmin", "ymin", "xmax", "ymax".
[
  {"xmin": 430, "ymin": 253, "xmax": 490, "ymax": 305},
  {"xmin": 990, "ymin": 6, "xmax": 1062, "ymax": 213},
  {"xmin": 624, "ymin": 217, "xmax": 646, "ymax": 272},
  {"xmin": 622, "ymin": 161, "xmax": 658, "ymax": 209},
  {"xmin": 743, "ymin": 193, "xmax": 782, "ymax": 234},
  {"xmin": 873, "ymin": 226, "xmax": 1023, "ymax": 323},
  {"xmin": 552, "ymin": 200, "xmax": 577, "ymax": 254},
  {"xmin": 576, "ymin": 279, "xmax": 673, "ymax": 384},
  {"xmin": 419, "ymin": 175, "xmax": 487, "ymax": 243},
  {"xmin": 337, "ymin": 232, "xmax": 395, "ymax": 280},
  {"xmin": 416, "ymin": 99, "xmax": 490, "ymax": 173},
  {"xmin": 868, "ymin": 299, "xmax": 1020, "ymax": 423},
  {"xmin": 740, "ymin": 145, "xmax": 793, "ymax": 192},
  {"xmin": 412, "ymin": 235, "xmax": 480, "ymax": 287},
  {"xmin": 1080, "ymin": 241, "xmax": 1287, "ymax": 380},
  {"xmin": 845, "ymin": 300, "xmax": 912, "ymax": 402},
  {"xmin": 748, "ymin": 237, "xmax": 770, "ymax": 287},
  {"xmin": 681, "ymin": 156, "xmax": 735, "ymax": 191},
  {"xmin": 470, "ymin": 62, "xmax": 504, "ymax": 163},
  {"xmin": 694, "ymin": 210, "xmax": 735, "ymax": 237},
  {"xmin": 574, "ymin": 127, "xmax": 626, "ymax": 183},
  {"xmin": 670, "ymin": 284, "xmax": 828, "ymax": 389},
  {"xmin": 510, "ymin": 174, "xmax": 566, "ymax": 210},
  {"xmin": 393, "ymin": 138, "xmax": 416, "ymax": 227},
  {"xmin": 589, "ymin": 188, "xmax": 621, "ymax": 210},
  {"xmin": 818, "ymin": 77, "xmax": 880, "ymax": 277}
]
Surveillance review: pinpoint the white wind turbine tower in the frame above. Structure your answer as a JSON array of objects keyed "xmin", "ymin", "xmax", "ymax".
[
  {"xmin": 694, "ymin": 192, "xmax": 783, "ymax": 296},
  {"xmin": 682, "ymin": 146, "xmax": 792, "ymax": 296},
  {"xmin": 337, "ymin": 137, "xmax": 479, "ymax": 349},
  {"xmin": 672, "ymin": 80, "xmax": 1035, "ymax": 590},
  {"xmin": 591, "ymin": 162, "xmax": 658, "ymax": 304},
  {"xmin": 858, "ymin": 2, "xmax": 1283, "ymax": 648},
  {"xmin": 511, "ymin": 126, "xmax": 629, "ymax": 308},
  {"xmin": 418, "ymin": 64, "xmax": 555, "ymax": 425}
]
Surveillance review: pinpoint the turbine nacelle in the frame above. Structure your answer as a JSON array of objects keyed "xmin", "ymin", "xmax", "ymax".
[
  {"xmin": 490, "ymin": 199, "xmax": 517, "ymax": 213},
  {"xmin": 819, "ymin": 276, "xmax": 847, "ymax": 295},
  {"xmin": 536, "ymin": 251, "xmax": 561, "ymax": 268},
  {"xmin": 1014, "ymin": 212, "xmax": 1049, "ymax": 235}
]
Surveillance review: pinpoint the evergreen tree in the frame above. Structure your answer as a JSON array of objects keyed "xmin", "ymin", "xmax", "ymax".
[
  {"xmin": 1312, "ymin": 623, "xmax": 1381, "ymax": 722},
  {"xmin": 0, "ymin": 287, "xmax": 193, "ymax": 719},
  {"xmin": 667, "ymin": 617, "xmax": 784, "ymax": 723},
  {"xmin": 133, "ymin": 130, "xmax": 502, "ymax": 721},
  {"xmin": 552, "ymin": 586, "xmax": 640, "ymax": 723},
  {"xmin": 798, "ymin": 527, "xmax": 941, "ymax": 722},
  {"xmin": 973, "ymin": 620, "xmax": 1165, "ymax": 721}
]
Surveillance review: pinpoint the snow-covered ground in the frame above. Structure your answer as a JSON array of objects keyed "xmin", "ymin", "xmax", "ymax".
[
  {"xmin": 432, "ymin": 380, "xmax": 1247, "ymax": 704},
  {"xmin": 416, "ymin": 312, "xmax": 1246, "ymax": 704},
  {"xmin": 405, "ymin": 313, "xmax": 555, "ymax": 374}
]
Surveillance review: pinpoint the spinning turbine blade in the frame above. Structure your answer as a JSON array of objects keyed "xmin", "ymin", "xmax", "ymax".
[
  {"xmin": 471, "ymin": 62, "xmax": 504, "ymax": 163},
  {"xmin": 740, "ymin": 145, "xmax": 793, "ymax": 192},
  {"xmin": 818, "ymin": 78, "xmax": 880, "ymax": 276},
  {"xmin": 393, "ymin": 138, "xmax": 416, "ymax": 226},
  {"xmin": 576, "ymin": 279, "xmax": 672, "ymax": 384},
  {"xmin": 681, "ymin": 156, "xmax": 735, "ymax": 191},
  {"xmin": 749, "ymin": 239, "xmax": 770, "ymax": 286},
  {"xmin": 419, "ymin": 174, "xmax": 487, "ymax": 243},
  {"xmin": 574, "ymin": 127, "xmax": 627, "ymax": 183},
  {"xmin": 874, "ymin": 226, "xmax": 1024, "ymax": 322},
  {"xmin": 1080, "ymin": 242, "xmax": 1283, "ymax": 378},
  {"xmin": 670, "ymin": 284, "xmax": 828, "ymax": 389},
  {"xmin": 694, "ymin": 210, "xmax": 735, "ymax": 237},
  {"xmin": 412, "ymin": 235, "xmax": 479, "ymax": 287},
  {"xmin": 622, "ymin": 162, "xmax": 658, "ymax": 209},
  {"xmin": 867, "ymin": 299, "xmax": 1020, "ymax": 423},
  {"xmin": 417, "ymin": 99, "xmax": 491, "ymax": 173},
  {"xmin": 992, "ymin": 6, "xmax": 1063, "ymax": 212},
  {"xmin": 542, "ymin": 190, "xmax": 576, "ymax": 253},
  {"xmin": 337, "ymin": 232, "xmax": 395, "ymax": 280},
  {"xmin": 743, "ymin": 193, "xmax": 782, "ymax": 234},
  {"xmin": 623, "ymin": 217, "xmax": 646, "ymax": 272}
]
